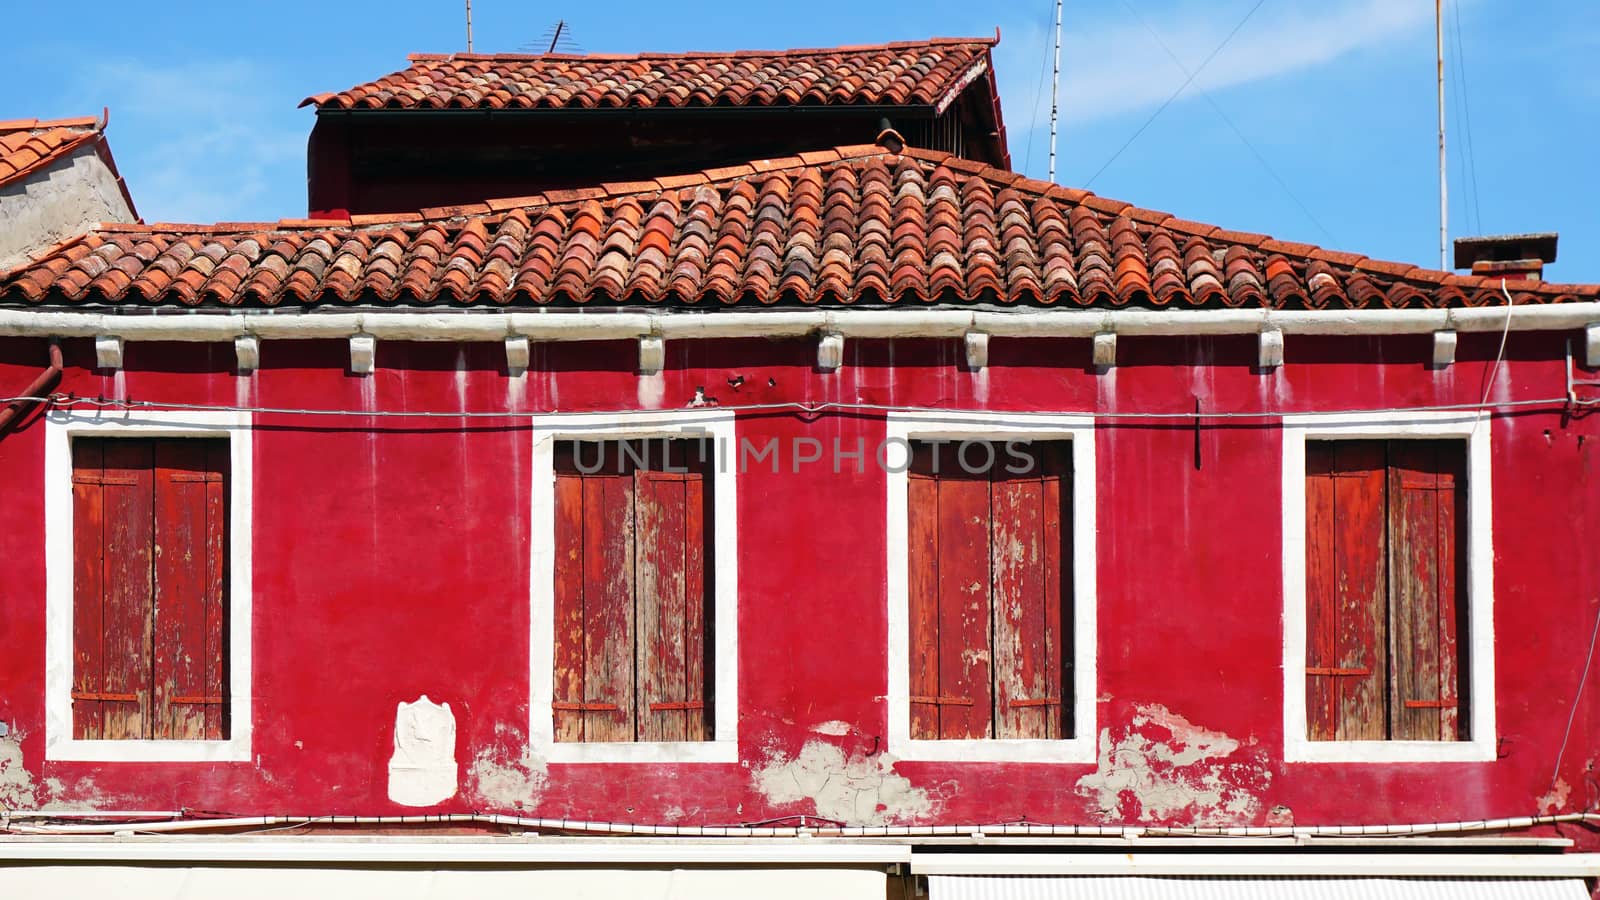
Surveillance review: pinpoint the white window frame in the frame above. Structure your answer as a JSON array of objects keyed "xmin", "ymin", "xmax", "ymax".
[
  {"xmin": 44, "ymin": 408, "xmax": 253, "ymax": 763},
  {"xmin": 1281, "ymin": 410, "xmax": 1495, "ymax": 763},
  {"xmin": 885, "ymin": 411, "xmax": 1096, "ymax": 763},
  {"xmin": 529, "ymin": 410, "xmax": 738, "ymax": 763}
]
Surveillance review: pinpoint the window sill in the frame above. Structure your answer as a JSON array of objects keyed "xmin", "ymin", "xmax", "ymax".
[
  {"xmin": 1284, "ymin": 737, "xmax": 1497, "ymax": 763},
  {"xmin": 889, "ymin": 737, "xmax": 1097, "ymax": 764},
  {"xmin": 46, "ymin": 737, "xmax": 252, "ymax": 764},
  {"xmin": 539, "ymin": 739, "xmax": 737, "ymax": 764}
]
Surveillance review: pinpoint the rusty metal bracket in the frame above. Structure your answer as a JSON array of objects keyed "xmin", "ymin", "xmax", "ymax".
[
  {"xmin": 552, "ymin": 701, "xmax": 620, "ymax": 712},
  {"xmin": 1304, "ymin": 666, "xmax": 1372, "ymax": 677},
  {"xmin": 909, "ymin": 695, "xmax": 974, "ymax": 706},
  {"xmin": 70, "ymin": 690, "xmax": 138, "ymax": 702},
  {"xmin": 648, "ymin": 701, "xmax": 704, "ymax": 712}
]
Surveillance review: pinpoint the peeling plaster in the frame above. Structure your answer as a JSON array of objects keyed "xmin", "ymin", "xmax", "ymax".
[
  {"xmin": 810, "ymin": 720, "xmax": 852, "ymax": 736},
  {"xmin": 753, "ymin": 740, "xmax": 931, "ymax": 825},
  {"xmin": 1538, "ymin": 778, "xmax": 1572, "ymax": 815},
  {"xmin": 467, "ymin": 727, "xmax": 548, "ymax": 811},
  {"xmin": 0, "ymin": 733, "xmax": 39, "ymax": 810},
  {"xmin": 1076, "ymin": 704, "xmax": 1268, "ymax": 824}
]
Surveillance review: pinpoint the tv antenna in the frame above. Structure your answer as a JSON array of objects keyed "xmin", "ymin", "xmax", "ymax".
[
  {"xmin": 465, "ymin": 0, "xmax": 474, "ymax": 52},
  {"xmin": 1048, "ymin": 0, "xmax": 1062, "ymax": 182}
]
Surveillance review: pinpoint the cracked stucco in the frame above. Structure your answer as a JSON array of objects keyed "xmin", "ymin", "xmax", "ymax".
[
  {"xmin": 753, "ymin": 739, "xmax": 931, "ymax": 825},
  {"xmin": 1076, "ymin": 703, "xmax": 1267, "ymax": 824}
]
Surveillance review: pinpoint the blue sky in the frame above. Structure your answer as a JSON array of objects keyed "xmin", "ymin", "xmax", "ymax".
[{"xmin": 6, "ymin": 1, "xmax": 1597, "ymax": 280}]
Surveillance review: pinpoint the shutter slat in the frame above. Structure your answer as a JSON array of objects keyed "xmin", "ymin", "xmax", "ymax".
[
  {"xmin": 152, "ymin": 441, "xmax": 212, "ymax": 741},
  {"xmin": 583, "ymin": 464, "xmax": 636, "ymax": 742},
  {"xmin": 992, "ymin": 444, "xmax": 1062, "ymax": 740},
  {"xmin": 1305, "ymin": 441, "xmax": 1388, "ymax": 741},
  {"xmin": 681, "ymin": 450, "xmax": 709, "ymax": 742},
  {"xmin": 1389, "ymin": 440, "xmax": 1467, "ymax": 741},
  {"xmin": 100, "ymin": 439, "xmax": 155, "ymax": 740},
  {"xmin": 936, "ymin": 452, "xmax": 994, "ymax": 740},
  {"xmin": 202, "ymin": 441, "xmax": 229, "ymax": 740},
  {"xmin": 636, "ymin": 466, "xmax": 688, "ymax": 742},
  {"xmin": 71, "ymin": 440, "xmax": 108, "ymax": 740},
  {"xmin": 552, "ymin": 447, "xmax": 588, "ymax": 742},
  {"xmin": 907, "ymin": 461, "xmax": 941, "ymax": 741}
]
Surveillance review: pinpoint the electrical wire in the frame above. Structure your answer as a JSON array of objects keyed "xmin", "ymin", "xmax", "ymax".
[
  {"xmin": 1549, "ymin": 596, "xmax": 1600, "ymax": 808},
  {"xmin": 1113, "ymin": 0, "xmax": 1338, "ymax": 245},
  {"xmin": 1085, "ymin": 0, "xmax": 1268, "ymax": 189},
  {"xmin": 6, "ymin": 810, "xmax": 1600, "ymax": 839},
  {"xmin": 0, "ymin": 393, "xmax": 1575, "ymax": 424},
  {"xmin": 1448, "ymin": 0, "xmax": 1484, "ymax": 234}
]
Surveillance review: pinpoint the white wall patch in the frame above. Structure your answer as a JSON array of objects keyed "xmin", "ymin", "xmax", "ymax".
[{"xmin": 387, "ymin": 696, "xmax": 458, "ymax": 807}]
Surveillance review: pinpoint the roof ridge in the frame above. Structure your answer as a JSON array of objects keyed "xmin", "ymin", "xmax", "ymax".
[
  {"xmin": 402, "ymin": 37, "xmax": 998, "ymax": 65},
  {"xmin": 0, "ymin": 115, "xmax": 101, "ymax": 134}
]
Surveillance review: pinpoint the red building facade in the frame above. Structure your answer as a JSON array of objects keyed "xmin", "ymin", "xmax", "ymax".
[{"xmin": 1, "ymin": 36, "xmax": 1597, "ymax": 899}]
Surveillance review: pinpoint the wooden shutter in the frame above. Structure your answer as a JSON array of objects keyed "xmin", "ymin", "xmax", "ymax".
[
  {"xmin": 1304, "ymin": 441, "xmax": 1388, "ymax": 741},
  {"xmin": 151, "ymin": 441, "xmax": 229, "ymax": 740},
  {"xmin": 72, "ymin": 438, "xmax": 228, "ymax": 741},
  {"xmin": 1388, "ymin": 440, "xmax": 1468, "ymax": 741},
  {"xmin": 1304, "ymin": 439, "xmax": 1467, "ymax": 742},
  {"xmin": 908, "ymin": 441, "xmax": 1071, "ymax": 741},
  {"xmin": 553, "ymin": 440, "xmax": 711, "ymax": 743}
]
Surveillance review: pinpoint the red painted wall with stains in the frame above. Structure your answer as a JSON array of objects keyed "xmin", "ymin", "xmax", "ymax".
[{"xmin": 0, "ymin": 331, "xmax": 1594, "ymax": 845}]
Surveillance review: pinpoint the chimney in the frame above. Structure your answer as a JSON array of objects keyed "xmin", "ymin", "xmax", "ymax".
[{"xmin": 1453, "ymin": 232, "xmax": 1558, "ymax": 282}]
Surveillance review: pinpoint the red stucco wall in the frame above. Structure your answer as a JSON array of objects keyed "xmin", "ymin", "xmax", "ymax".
[{"xmin": 0, "ymin": 332, "xmax": 1593, "ymax": 845}]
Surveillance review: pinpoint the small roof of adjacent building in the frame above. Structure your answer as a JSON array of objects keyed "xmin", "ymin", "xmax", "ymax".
[
  {"xmin": 302, "ymin": 38, "xmax": 1000, "ymax": 114},
  {"xmin": 0, "ymin": 116, "xmax": 108, "ymax": 190},
  {"xmin": 3, "ymin": 144, "xmax": 1592, "ymax": 310}
]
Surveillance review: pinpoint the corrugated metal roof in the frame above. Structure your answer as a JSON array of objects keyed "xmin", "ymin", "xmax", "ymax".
[{"xmin": 928, "ymin": 876, "xmax": 1591, "ymax": 900}]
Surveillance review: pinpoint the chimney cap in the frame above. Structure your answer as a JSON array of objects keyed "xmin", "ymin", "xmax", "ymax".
[{"xmin": 1453, "ymin": 232, "xmax": 1558, "ymax": 270}]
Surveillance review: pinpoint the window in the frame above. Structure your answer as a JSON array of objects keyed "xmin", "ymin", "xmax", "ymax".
[
  {"xmin": 71, "ymin": 438, "xmax": 230, "ymax": 741},
  {"xmin": 46, "ymin": 409, "xmax": 252, "ymax": 762},
  {"xmin": 552, "ymin": 439, "xmax": 711, "ymax": 743},
  {"xmin": 528, "ymin": 410, "xmax": 737, "ymax": 763},
  {"xmin": 1304, "ymin": 440, "xmax": 1466, "ymax": 742},
  {"xmin": 886, "ymin": 412, "xmax": 1096, "ymax": 763},
  {"xmin": 1282, "ymin": 411, "xmax": 1495, "ymax": 763},
  {"xmin": 907, "ymin": 440, "xmax": 1071, "ymax": 741}
]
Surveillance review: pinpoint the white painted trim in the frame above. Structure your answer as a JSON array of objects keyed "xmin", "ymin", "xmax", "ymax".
[
  {"xmin": 1280, "ymin": 410, "xmax": 1495, "ymax": 762},
  {"xmin": 2, "ymin": 304, "xmax": 1599, "ymax": 345},
  {"xmin": 528, "ymin": 410, "xmax": 738, "ymax": 763},
  {"xmin": 884, "ymin": 411, "xmax": 1096, "ymax": 763},
  {"xmin": 44, "ymin": 408, "xmax": 253, "ymax": 762},
  {"xmin": 915, "ymin": 852, "xmax": 1600, "ymax": 877},
  {"xmin": 0, "ymin": 838, "xmax": 910, "ymax": 865}
]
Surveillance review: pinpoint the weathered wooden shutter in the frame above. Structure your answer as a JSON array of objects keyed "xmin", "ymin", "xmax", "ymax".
[
  {"xmin": 553, "ymin": 441, "xmax": 711, "ymax": 743},
  {"xmin": 1304, "ymin": 441, "xmax": 1389, "ymax": 741},
  {"xmin": 908, "ymin": 441, "xmax": 1070, "ymax": 741},
  {"xmin": 72, "ymin": 438, "xmax": 228, "ymax": 741},
  {"xmin": 1387, "ymin": 440, "xmax": 1467, "ymax": 741},
  {"xmin": 150, "ymin": 441, "xmax": 229, "ymax": 740},
  {"xmin": 1305, "ymin": 439, "xmax": 1466, "ymax": 742}
]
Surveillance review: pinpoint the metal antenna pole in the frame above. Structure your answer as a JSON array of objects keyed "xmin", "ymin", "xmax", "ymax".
[
  {"xmin": 1048, "ymin": 0, "xmax": 1063, "ymax": 182},
  {"xmin": 466, "ymin": 0, "xmax": 474, "ymax": 52},
  {"xmin": 1437, "ymin": 0, "xmax": 1448, "ymax": 269}
]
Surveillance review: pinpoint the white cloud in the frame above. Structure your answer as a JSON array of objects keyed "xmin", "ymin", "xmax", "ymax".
[
  {"xmin": 996, "ymin": 0, "xmax": 1435, "ymax": 131},
  {"xmin": 67, "ymin": 59, "xmax": 305, "ymax": 224}
]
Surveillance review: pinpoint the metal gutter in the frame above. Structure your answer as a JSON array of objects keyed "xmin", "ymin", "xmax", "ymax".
[{"xmin": 2, "ymin": 305, "xmax": 1600, "ymax": 343}]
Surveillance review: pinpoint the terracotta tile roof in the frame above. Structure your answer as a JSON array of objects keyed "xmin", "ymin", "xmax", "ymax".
[
  {"xmin": 4, "ymin": 145, "xmax": 1594, "ymax": 309},
  {"xmin": 303, "ymin": 38, "xmax": 997, "ymax": 112},
  {"xmin": 0, "ymin": 116, "xmax": 101, "ymax": 189}
]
